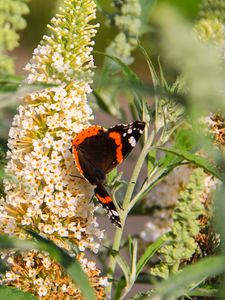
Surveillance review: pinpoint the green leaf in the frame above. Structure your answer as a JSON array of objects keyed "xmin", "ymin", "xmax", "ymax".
[
  {"xmin": 136, "ymin": 238, "xmax": 164, "ymax": 278},
  {"xmin": 140, "ymin": 0, "xmax": 157, "ymax": 29},
  {"xmin": 0, "ymin": 75, "xmax": 23, "ymax": 92},
  {"xmin": 0, "ymin": 286, "xmax": 38, "ymax": 300},
  {"xmin": 215, "ymin": 185, "xmax": 225, "ymax": 299},
  {"xmin": 128, "ymin": 235, "xmax": 134, "ymax": 260},
  {"xmin": 26, "ymin": 230, "xmax": 96, "ymax": 300},
  {"xmin": 114, "ymin": 278, "xmax": 126, "ymax": 300},
  {"xmin": 133, "ymin": 96, "xmax": 143, "ymax": 120},
  {"xmin": 92, "ymin": 90, "xmax": 111, "ymax": 115},
  {"xmin": 152, "ymin": 256, "xmax": 225, "ymax": 299},
  {"xmin": 95, "ymin": 52, "xmax": 154, "ymax": 127},
  {"xmin": 130, "ymin": 290, "xmax": 153, "ymax": 300},
  {"xmin": 0, "ymin": 235, "xmax": 35, "ymax": 250},
  {"xmin": 174, "ymin": 129, "xmax": 195, "ymax": 151},
  {"xmin": 156, "ymin": 129, "xmax": 194, "ymax": 174},
  {"xmin": 156, "ymin": 146, "xmax": 225, "ymax": 182},
  {"xmin": 139, "ymin": 45, "xmax": 159, "ymax": 89},
  {"xmin": 129, "ymin": 237, "xmax": 138, "ymax": 280},
  {"xmin": 215, "ymin": 185, "xmax": 225, "ymax": 243},
  {"xmin": 95, "ymin": 51, "xmax": 142, "ymax": 86},
  {"xmin": 188, "ymin": 287, "xmax": 220, "ymax": 297},
  {"xmin": 0, "ymin": 232, "xmax": 96, "ymax": 300},
  {"xmin": 157, "ymin": 0, "xmax": 201, "ymax": 20},
  {"xmin": 115, "ymin": 254, "xmax": 130, "ymax": 284}
]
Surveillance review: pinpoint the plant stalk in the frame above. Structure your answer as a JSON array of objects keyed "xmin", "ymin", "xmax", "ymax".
[{"xmin": 106, "ymin": 132, "xmax": 154, "ymax": 297}]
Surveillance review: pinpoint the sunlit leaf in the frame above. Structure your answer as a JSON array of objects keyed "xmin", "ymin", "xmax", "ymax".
[
  {"xmin": 26, "ymin": 230, "xmax": 96, "ymax": 300},
  {"xmin": 0, "ymin": 286, "xmax": 38, "ymax": 300},
  {"xmin": 156, "ymin": 146, "xmax": 225, "ymax": 182},
  {"xmin": 152, "ymin": 256, "xmax": 225, "ymax": 299},
  {"xmin": 188, "ymin": 287, "xmax": 219, "ymax": 297},
  {"xmin": 136, "ymin": 238, "xmax": 164, "ymax": 278},
  {"xmin": 0, "ymin": 232, "xmax": 96, "ymax": 300},
  {"xmin": 115, "ymin": 254, "xmax": 130, "ymax": 284}
]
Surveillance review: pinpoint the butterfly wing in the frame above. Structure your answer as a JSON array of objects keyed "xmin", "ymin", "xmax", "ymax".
[
  {"xmin": 72, "ymin": 126, "xmax": 118, "ymax": 185},
  {"xmin": 72, "ymin": 121, "xmax": 146, "ymax": 183},
  {"xmin": 94, "ymin": 184, "xmax": 121, "ymax": 227},
  {"xmin": 72, "ymin": 121, "xmax": 145, "ymax": 228},
  {"xmin": 105, "ymin": 120, "xmax": 146, "ymax": 173}
]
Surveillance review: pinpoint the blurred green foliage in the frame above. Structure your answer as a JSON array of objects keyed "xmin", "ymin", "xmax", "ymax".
[
  {"xmin": 158, "ymin": 0, "xmax": 202, "ymax": 19},
  {"xmin": 0, "ymin": 0, "xmax": 225, "ymax": 299},
  {"xmin": 0, "ymin": 0, "xmax": 29, "ymax": 74}
]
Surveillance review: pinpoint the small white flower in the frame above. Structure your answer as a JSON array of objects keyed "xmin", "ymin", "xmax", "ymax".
[
  {"xmin": 99, "ymin": 277, "xmax": 109, "ymax": 287},
  {"xmin": 38, "ymin": 286, "xmax": 48, "ymax": 297},
  {"xmin": 58, "ymin": 228, "xmax": 69, "ymax": 237},
  {"xmin": 21, "ymin": 217, "xmax": 32, "ymax": 226},
  {"xmin": 28, "ymin": 269, "xmax": 37, "ymax": 277},
  {"xmin": 53, "ymin": 87, "xmax": 67, "ymax": 101},
  {"xmin": 43, "ymin": 224, "xmax": 54, "ymax": 234},
  {"xmin": 53, "ymin": 222, "xmax": 63, "ymax": 231},
  {"xmin": 43, "ymin": 135, "xmax": 54, "ymax": 148},
  {"xmin": 61, "ymin": 284, "xmax": 68, "ymax": 292},
  {"xmin": 5, "ymin": 272, "xmax": 17, "ymax": 281}
]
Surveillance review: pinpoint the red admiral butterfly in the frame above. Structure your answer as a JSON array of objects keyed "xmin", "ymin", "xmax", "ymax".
[{"xmin": 72, "ymin": 121, "xmax": 146, "ymax": 227}]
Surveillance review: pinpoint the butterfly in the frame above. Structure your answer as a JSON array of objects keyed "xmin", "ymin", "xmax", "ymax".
[{"xmin": 72, "ymin": 121, "xmax": 146, "ymax": 227}]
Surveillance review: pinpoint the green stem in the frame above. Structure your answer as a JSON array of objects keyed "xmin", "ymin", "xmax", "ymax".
[
  {"xmin": 106, "ymin": 132, "xmax": 154, "ymax": 297},
  {"xmin": 128, "ymin": 167, "xmax": 167, "ymax": 212}
]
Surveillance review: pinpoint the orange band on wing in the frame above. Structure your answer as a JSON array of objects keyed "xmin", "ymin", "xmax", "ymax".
[
  {"xmin": 109, "ymin": 132, "xmax": 123, "ymax": 163},
  {"xmin": 96, "ymin": 193, "xmax": 112, "ymax": 204},
  {"xmin": 73, "ymin": 148, "xmax": 83, "ymax": 175},
  {"xmin": 72, "ymin": 125, "xmax": 105, "ymax": 176},
  {"xmin": 72, "ymin": 125, "xmax": 104, "ymax": 147}
]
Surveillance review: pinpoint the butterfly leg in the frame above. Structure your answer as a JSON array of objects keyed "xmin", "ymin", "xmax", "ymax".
[{"xmin": 69, "ymin": 174, "xmax": 85, "ymax": 180}]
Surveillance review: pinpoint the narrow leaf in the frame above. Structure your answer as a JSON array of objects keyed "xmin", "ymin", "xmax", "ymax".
[
  {"xmin": 0, "ymin": 232, "xmax": 96, "ymax": 300},
  {"xmin": 92, "ymin": 90, "xmax": 111, "ymax": 115},
  {"xmin": 26, "ymin": 230, "xmax": 96, "ymax": 300},
  {"xmin": 94, "ymin": 51, "xmax": 142, "ymax": 86},
  {"xmin": 136, "ymin": 238, "xmax": 164, "ymax": 277},
  {"xmin": 0, "ymin": 286, "xmax": 38, "ymax": 300},
  {"xmin": 115, "ymin": 255, "xmax": 130, "ymax": 283},
  {"xmin": 156, "ymin": 146, "xmax": 225, "ymax": 182},
  {"xmin": 152, "ymin": 256, "xmax": 225, "ymax": 299},
  {"xmin": 130, "ymin": 238, "xmax": 138, "ymax": 279},
  {"xmin": 128, "ymin": 235, "xmax": 134, "ymax": 260},
  {"xmin": 188, "ymin": 287, "xmax": 220, "ymax": 297}
]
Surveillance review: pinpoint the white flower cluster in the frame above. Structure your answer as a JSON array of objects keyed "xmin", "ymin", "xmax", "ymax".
[
  {"xmin": 24, "ymin": 0, "xmax": 99, "ymax": 84},
  {"xmin": 106, "ymin": 0, "xmax": 141, "ymax": 65},
  {"xmin": 0, "ymin": 1, "xmax": 108, "ymax": 297},
  {"xmin": 146, "ymin": 165, "xmax": 192, "ymax": 208},
  {"xmin": 0, "ymin": 0, "xmax": 105, "ymax": 253},
  {"xmin": 1, "ymin": 82, "xmax": 104, "ymax": 252},
  {"xmin": 140, "ymin": 165, "xmax": 218, "ymax": 244},
  {"xmin": 140, "ymin": 165, "xmax": 192, "ymax": 243}
]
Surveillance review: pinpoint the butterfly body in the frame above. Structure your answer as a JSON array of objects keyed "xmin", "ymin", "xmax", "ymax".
[{"xmin": 72, "ymin": 121, "xmax": 145, "ymax": 227}]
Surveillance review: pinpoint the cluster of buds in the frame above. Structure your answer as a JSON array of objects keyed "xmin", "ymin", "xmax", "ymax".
[{"xmin": 106, "ymin": 0, "xmax": 141, "ymax": 65}]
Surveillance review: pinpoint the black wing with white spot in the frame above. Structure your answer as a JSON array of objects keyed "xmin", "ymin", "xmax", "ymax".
[{"xmin": 107, "ymin": 120, "xmax": 145, "ymax": 160}]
